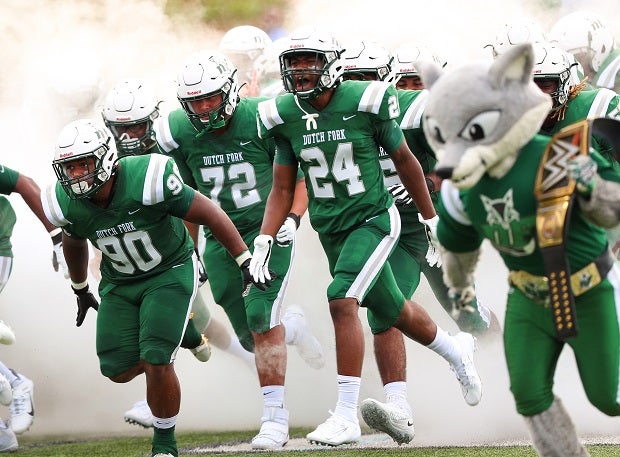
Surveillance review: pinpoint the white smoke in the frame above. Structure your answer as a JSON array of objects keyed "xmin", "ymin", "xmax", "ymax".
[{"xmin": 0, "ymin": 0, "xmax": 618, "ymax": 445}]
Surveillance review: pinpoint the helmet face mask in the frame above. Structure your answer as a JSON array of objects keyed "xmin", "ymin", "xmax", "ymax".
[
  {"xmin": 102, "ymin": 79, "xmax": 159, "ymax": 157},
  {"xmin": 279, "ymin": 27, "xmax": 344, "ymax": 100},
  {"xmin": 53, "ymin": 120, "xmax": 117, "ymax": 200},
  {"xmin": 532, "ymin": 43, "xmax": 575, "ymax": 113},
  {"xmin": 176, "ymin": 51, "xmax": 240, "ymax": 133}
]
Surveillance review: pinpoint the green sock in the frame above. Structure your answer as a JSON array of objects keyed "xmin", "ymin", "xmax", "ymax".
[
  {"xmin": 180, "ymin": 318, "xmax": 202, "ymax": 349},
  {"xmin": 152, "ymin": 425, "xmax": 177, "ymax": 457}
]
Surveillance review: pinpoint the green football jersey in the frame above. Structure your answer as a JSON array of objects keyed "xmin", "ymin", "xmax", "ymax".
[
  {"xmin": 437, "ymin": 135, "xmax": 617, "ymax": 275},
  {"xmin": 0, "ymin": 164, "xmax": 19, "ymax": 195},
  {"xmin": 593, "ymin": 48, "xmax": 620, "ymax": 94},
  {"xmin": 155, "ymin": 98, "xmax": 277, "ymax": 236},
  {"xmin": 42, "ymin": 154, "xmax": 195, "ymax": 284},
  {"xmin": 257, "ymin": 80, "xmax": 404, "ymax": 234},
  {"xmin": 544, "ymin": 89, "xmax": 620, "ymax": 158},
  {"xmin": 379, "ymin": 89, "xmax": 438, "ymax": 234},
  {"xmin": 0, "ymin": 197, "xmax": 16, "ymax": 257}
]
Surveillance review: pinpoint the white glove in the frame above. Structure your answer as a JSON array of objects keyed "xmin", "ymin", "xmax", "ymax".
[
  {"xmin": 418, "ymin": 213, "xmax": 441, "ymax": 267},
  {"xmin": 387, "ymin": 183, "xmax": 413, "ymax": 206},
  {"xmin": 249, "ymin": 235, "xmax": 273, "ymax": 284},
  {"xmin": 276, "ymin": 215, "xmax": 299, "ymax": 247},
  {"xmin": 448, "ymin": 286, "xmax": 476, "ymax": 319},
  {"xmin": 51, "ymin": 228, "xmax": 70, "ymax": 279},
  {"xmin": 567, "ymin": 155, "xmax": 598, "ymax": 196}
]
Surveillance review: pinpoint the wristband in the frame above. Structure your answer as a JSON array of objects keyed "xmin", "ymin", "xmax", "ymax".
[
  {"xmin": 425, "ymin": 177, "xmax": 436, "ymax": 194},
  {"xmin": 235, "ymin": 250, "xmax": 252, "ymax": 267},
  {"xmin": 50, "ymin": 227, "xmax": 62, "ymax": 244},
  {"xmin": 287, "ymin": 213, "xmax": 301, "ymax": 229},
  {"xmin": 71, "ymin": 280, "xmax": 89, "ymax": 290}
]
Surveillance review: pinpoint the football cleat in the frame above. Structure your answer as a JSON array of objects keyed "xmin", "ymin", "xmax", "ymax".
[
  {"xmin": 451, "ymin": 332, "xmax": 482, "ymax": 406},
  {"xmin": 124, "ymin": 399, "xmax": 153, "ymax": 428},
  {"xmin": 190, "ymin": 334, "xmax": 211, "ymax": 362},
  {"xmin": 251, "ymin": 406, "xmax": 289, "ymax": 450},
  {"xmin": 360, "ymin": 398, "xmax": 415, "ymax": 445},
  {"xmin": 152, "ymin": 454, "xmax": 174, "ymax": 457},
  {"xmin": 0, "ymin": 321, "xmax": 15, "ymax": 345},
  {"xmin": 282, "ymin": 305, "xmax": 325, "ymax": 369},
  {"xmin": 0, "ymin": 419, "xmax": 18, "ymax": 452},
  {"xmin": 306, "ymin": 411, "xmax": 361, "ymax": 446},
  {"xmin": 9, "ymin": 375, "xmax": 34, "ymax": 434}
]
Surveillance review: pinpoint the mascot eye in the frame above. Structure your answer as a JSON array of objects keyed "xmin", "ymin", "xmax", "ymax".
[
  {"xmin": 459, "ymin": 110, "xmax": 501, "ymax": 141},
  {"xmin": 425, "ymin": 117, "xmax": 445, "ymax": 144}
]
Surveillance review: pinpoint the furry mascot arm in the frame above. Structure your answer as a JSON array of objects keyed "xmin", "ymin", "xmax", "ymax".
[
  {"xmin": 568, "ymin": 155, "xmax": 620, "ymax": 228},
  {"xmin": 439, "ymin": 245, "xmax": 481, "ymax": 313}
]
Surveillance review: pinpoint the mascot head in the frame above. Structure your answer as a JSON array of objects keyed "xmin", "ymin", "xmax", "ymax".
[{"xmin": 421, "ymin": 43, "xmax": 552, "ymax": 189}]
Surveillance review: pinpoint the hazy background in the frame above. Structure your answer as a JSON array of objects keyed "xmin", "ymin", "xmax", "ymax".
[{"xmin": 0, "ymin": 0, "xmax": 619, "ymax": 445}]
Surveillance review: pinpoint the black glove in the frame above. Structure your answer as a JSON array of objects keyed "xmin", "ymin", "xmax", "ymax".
[
  {"xmin": 195, "ymin": 249, "xmax": 208, "ymax": 287},
  {"xmin": 71, "ymin": 284, "xmax": 99, "ymax": 327},
  {"xmin": 240, "ymin": 258, "xmax": 274, "ymax": 297}
]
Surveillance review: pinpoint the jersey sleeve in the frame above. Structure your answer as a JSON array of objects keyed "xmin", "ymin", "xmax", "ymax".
[
  {"xmin": 437, "ymin": 181, "xmax": 484, "ymax": 252},
  {"xmin": 0, "ymin": 164, "xmax": 19, "ymax": 195},
  {"xmin": 41, "ymin": 182, "xmax": 70, "ymax": 228},
  {"xmin": 142, "ymin": 154, "xmax": 195, "ymax": 218},
  {"xmin": 375, "ymin": 119, "xmax": 406, "ymax": 154}
]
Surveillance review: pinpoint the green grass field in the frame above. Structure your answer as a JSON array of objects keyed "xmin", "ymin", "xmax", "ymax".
[{"xmin": 12, "ymin": 428, "xmax": 620, "ymax": 456}]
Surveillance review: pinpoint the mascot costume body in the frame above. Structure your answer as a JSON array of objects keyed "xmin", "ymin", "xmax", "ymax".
[{"xmin": 421, "ymin": 43, "xmax": 620, "ymax": 457}]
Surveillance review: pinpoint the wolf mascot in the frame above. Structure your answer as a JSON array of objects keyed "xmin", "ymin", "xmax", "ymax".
[{"xmin": 420, "ymin": 43, "xmax": 620, "ymax": 457}]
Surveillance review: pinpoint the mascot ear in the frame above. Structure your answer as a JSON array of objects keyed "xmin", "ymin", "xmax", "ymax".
[
  {"xmin": 419, "ymin": 60, "xmax": 444, "ymax": 89},
  {"xmin": 489, "ymin": 42, "xmax": 534, "ymax": 89}
]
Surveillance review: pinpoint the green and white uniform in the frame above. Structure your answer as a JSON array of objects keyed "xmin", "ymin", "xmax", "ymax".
[
  {"xmin": 0, "ymin": 165, "xmax": 20, "ymax": 292},
  {"xmin": 380, "ymin": 89, "xmax": 493, "ymax": 334},
  {"xmin": 437, "ymin": 135, "xmax": 620, "ymax": 417},
  {"xmin": 593, "ymin": 48, "xmax": 620, "ymax": 94},
  {"xmin": 42, "ymin": 154, "xmax": 198, "ymax": 377},
  {"xmin": 543, "ymin": 88, "xmax": 620, "ymax": 264},
  {"xmin": 155, "ymin": 97, "xmax": 294, "ymax": 349},
  {"xmin": 258, "ymin": 80, "xmax": 407, "ymax": 333}
]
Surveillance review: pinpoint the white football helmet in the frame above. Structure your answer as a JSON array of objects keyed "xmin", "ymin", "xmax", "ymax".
[
  {"xmin": 279, "ymin": 26, "xmax": 344, "ymax": 100},
  {"xmin": 219, "ymin": 25, "xmax": 272, "ymax": 80},
  {"xmin": 486, "ymin": 18, "xmax": 547, "ymax": 59},
  {"xmin": 532, "ymin": 42, "xmax": 576, "ymax": 113},
  {"xmin": 392, "ymin": 43, "xmax": 446, "ymax": 80},
  {"xmin": 176, "ymin": 50, "xmax": 240, "ymax": 133},
  {"xmin": 341, "ymin": 41, "xmax": 395, "ymax": 83},
  {"xmin": 53, "ymin": 119, "xmax": 117, "ymax": 199},
  {"xmin": 548, "ymin": 11, "xmax": 615, "ymax": 74},
  {"xmin": 101, "ymin": 79, "xmax": 160, "ymax": 157}
]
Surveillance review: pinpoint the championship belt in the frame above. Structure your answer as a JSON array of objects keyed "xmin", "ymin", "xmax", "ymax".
[{"xmin": 534, "ymin": 120, "xmax": 590, "ymax": 340}]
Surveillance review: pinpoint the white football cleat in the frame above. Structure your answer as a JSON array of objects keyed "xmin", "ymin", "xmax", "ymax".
[
  {"xmin": 0, "ymin": 321, "xmax": 15, "ymax": 345},
  {"xmin": 282, "ymin": 305, "xmax": 325, "ymax": 369},
  {"xmin": 124, "ymin": 399, "xmax": 153, "ymax": 428},
  {"xmin": 306, "ymin": 411, "xmax": 361, "ymax": 446},
  {"xmin": 360, "ymin": 398, "xmax": 415, "ymax": 445},
  {"xmin": 451, "ymin": 332, "xmax": 482, "ymax": 406},
  {"xmin": 190, "ymin": 334, "xmax": 211, "ymax": 362},
  {"xmin": 9, "ymin": 375, "xmax": 34, "ymax": 434},
  {"xmin": 0, "ymin": 373, "xmax": 12, "ymax": 407},
  {"xmin": 251, "ymin": 406, "xmax": 289, "ymax": 450}
]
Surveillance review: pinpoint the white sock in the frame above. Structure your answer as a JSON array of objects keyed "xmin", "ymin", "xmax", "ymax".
[
  {"xmin": 262, "ymin": 385, "xmax": 285, "ymax": 409},
  {"xmin": 334, "ymin": 375, "xmax": 360, "ymax": 422},
  {"xmin": 426, "ymin": 327, "xmax": 461, "ymax": 366},
  {"xmin": 224, "ymin": 337, "xmax": 256, "ymax": 371},
  {"xmin": 0, "ymin": 363, "xmax": 18, "ymax": 386},
  {"xmin": 152, "ymin": 414, "xmax": 177, "ymax": 429},
  {"xmin": 384, "ymin": 381, "xmax": 408, "ymax": 404}
]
